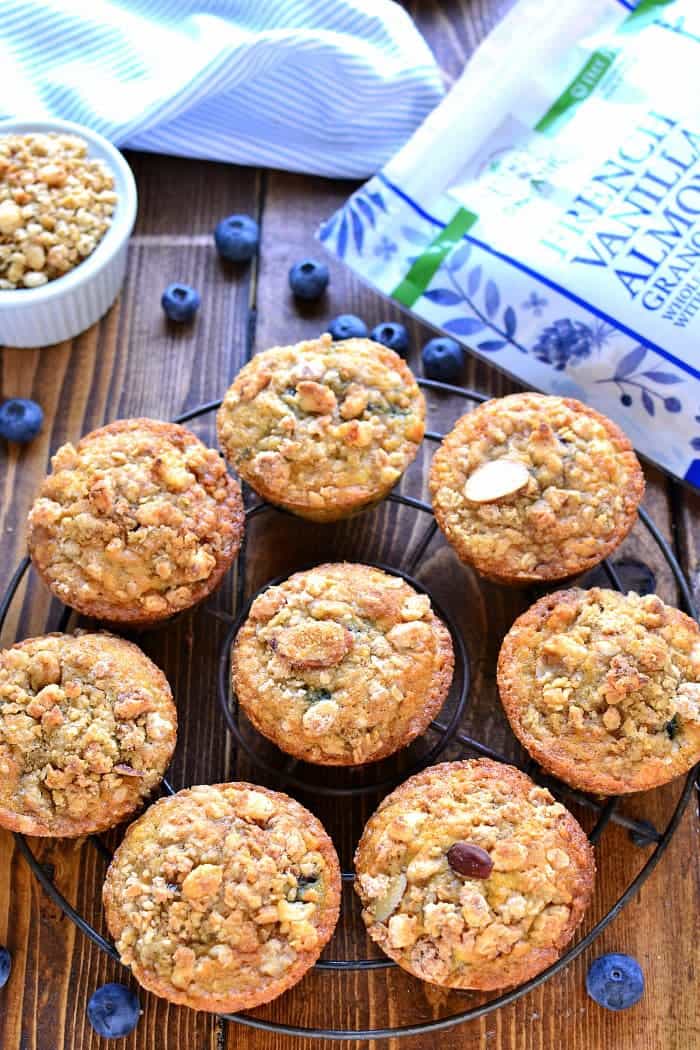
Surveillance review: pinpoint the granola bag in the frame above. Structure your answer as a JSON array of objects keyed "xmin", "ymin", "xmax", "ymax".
[{"xmin": 319, "ymin": 0, "xmax": 700, "ymax": 488}]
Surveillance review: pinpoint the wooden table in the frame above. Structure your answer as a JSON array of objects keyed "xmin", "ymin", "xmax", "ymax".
[{"xmin": 2, "ymin": 2, "xmax": 699, "ymax": 1048}]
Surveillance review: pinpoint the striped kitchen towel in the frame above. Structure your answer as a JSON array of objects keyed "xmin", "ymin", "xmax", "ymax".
[{"xmin": 0, "ymin": 0, "xmax": 444, "ymax": 178}]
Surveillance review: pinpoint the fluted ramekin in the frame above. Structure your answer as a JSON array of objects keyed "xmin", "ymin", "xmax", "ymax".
[{"xmin": 0, "ymin": 118, "xmax": 137, "ymax": 348}]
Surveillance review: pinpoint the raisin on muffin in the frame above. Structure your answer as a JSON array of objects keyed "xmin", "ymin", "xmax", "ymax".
[
  {"xmin": 232, "ymin": 563, "xmax": 454, "ymax": 765},
  {"xmin": 103, "ymin": 783, "xmax": 341, "ymax": 1012},
  {"xmin": 27, "ymin": 418, "xmax": 244, "ymax": 625},
  {"xmin": 216, "ymin": 333, "xmax": 425, "ymax": 522},
  {"xmin": 429, "ymin": 392, "xmax": 644, "ymax": 585},
  {"xmin": 0, "ymin": 631, "xmax": 176, "ymax": 836},
  {"xmin": 498, "ymin": 588, "xmax": 700, "ymax": 794},
  {"xmin": 355, "ymin": 759, "xmax": 594, "ymax": 990}
]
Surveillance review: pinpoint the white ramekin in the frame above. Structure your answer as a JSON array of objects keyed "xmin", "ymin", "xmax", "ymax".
[{"xmin": 0, "ymin": 118, "xmax": 137, "ymax": 348}]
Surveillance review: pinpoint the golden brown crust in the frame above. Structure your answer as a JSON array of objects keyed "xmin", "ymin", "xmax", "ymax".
[
  {"xmin": 27, "ymin": 418, "xmax": 244, "ymax": 625},
  {"xmin": 354, "ymin": 759, "xmax": 594, "ymax": 990},
  {"xmin": 497, "ymin": 588, "xmax": 700, "ymax": 794},
  {"xmin": 216, "ymin": 334, "xmax": 425, "ymax": 522},
  {"xmin": 429, "ymin": 393, "xmax": 644, "ymax": 585},
  {"xmin": 232, "ymin": 563, "xmax": 454, "ymax": 765},
  {"xmin": 103, "ymin": 782, "xmax": 341, "ymax": 1012},
  {"xmin": 0, "ymin": 631, "xmax": 176, "ymax": 836}
]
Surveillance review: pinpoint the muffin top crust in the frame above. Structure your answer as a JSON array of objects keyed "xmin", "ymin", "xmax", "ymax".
[
  {"xmin": 233, "ymin": 563, "xmax": 454, "ymax": 765},
  {"xmin": 429, "ymin": 392, "xmax": 644, "ymax": 583},
  {"xmin": 216, "ymin": 334, "xmax": 425, "ymax": 520},
  {"xmin": 103, "ymin": 782, "xmax": 341, "ymax": 1012},
  {"xmin": 498, "ymin": 588, "xmax": 700, "ymax": 794},
  {"xmin": 354, "ymin": 759, "xmax": 594, "ymax": 990},
  {"xmin": 0, "ymin": 632, "xmax": 176, "ymax": 836},
  {"xmin": 27, "ymin": 418, "xmax": 244, "ymax": 623}
]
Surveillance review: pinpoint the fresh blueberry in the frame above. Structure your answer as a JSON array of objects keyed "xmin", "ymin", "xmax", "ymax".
[
  {"xmin": 327, "ymin": 314, "xmax": 368, "ymax": 340},
  {"xmin": 586, "ymin": 953, "xmax": 644, "ymax": 1011},
  {"xmin": 161, "ymin": 283, "xmax": 200, "ymax": 323},
  {"xmin": 421, "ymin": 337, "xmax": 464, "ymax": 382},
  {"xmin": 0, "ymin": 946, "xmax": 11, "ymax": 989},
  {"xmin": 620, "ymin": 393, "xmax": 633, "ymax": 407},
  {"xmin": 214, "ymin": 214, "xmax": 259, "ymax": 262},
  {"xmin": 289, "ymin": 259, "xmax": 329, "ymax": 300},
  {"xmin": 370, "ymin": 322, "xmax": 410, "ymax": 358},
  {"xmin": 665, "ymin": 397, "xmax": 681, "ymax": 413},
  {"xmin": 0, "ymin": 398, "xmax": 43, "ymax": 443},
  {"xmin": 87, "ymin": 983, "xmax": 141, "ymax": 1039}
]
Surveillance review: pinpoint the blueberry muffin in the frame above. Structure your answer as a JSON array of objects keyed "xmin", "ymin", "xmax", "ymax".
[
  {"xmin": 27, "ymin": 418, "xmax": 244, "ymax": 625},
  {"xmin": 0, "ymin": 631, "xmax": 176, "ymax": 836},
  {"xmin": 355, "ymin": 759, "xmax": 594, "ymax": 990},
  {"xmin": 498, "ymin": 588, "xmax": 700, "ymax": 794},
  {"xmin": 429, "ymin": 392, "xmax": 644, "ymax": 585},
  {"xmin": 216, "ymin": 334, "xmax": 425, "ymax": 522},
  {"xmin": 103, "ymin": 783, "xmax": 341, "ymax": 1012},
  {"xmin": 232, "ymin": 563, "xmax": 453, "ymax": 765}
]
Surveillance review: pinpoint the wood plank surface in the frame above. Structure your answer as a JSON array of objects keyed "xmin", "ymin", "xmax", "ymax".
[{"xmin": 1, "ymin": 3, "xmax": 699, "ymax": 1050}]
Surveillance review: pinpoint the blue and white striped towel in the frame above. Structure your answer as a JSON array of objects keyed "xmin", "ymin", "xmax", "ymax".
[{"xmin": 0, "ymin": 0, "xmax": 445, "ymax": 178}]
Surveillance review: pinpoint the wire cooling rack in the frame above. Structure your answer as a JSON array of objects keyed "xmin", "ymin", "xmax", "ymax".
[{"xmin": 6, "ymin": 380, "xmax": 700, "ymax": 1040}]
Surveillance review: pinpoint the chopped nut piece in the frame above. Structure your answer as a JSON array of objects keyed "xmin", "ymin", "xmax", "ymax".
[{"xmin": 463, "ymin": 459, "xmax": 530, "ymax": 504}]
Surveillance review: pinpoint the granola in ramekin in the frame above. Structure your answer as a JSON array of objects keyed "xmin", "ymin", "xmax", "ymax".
[{"xmin": 103, "ymin": 782, "xmax": 341, "ymax": 1012}]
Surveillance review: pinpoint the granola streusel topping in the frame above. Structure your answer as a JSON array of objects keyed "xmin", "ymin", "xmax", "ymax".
[
  {"xmin": 0, "ymin": 133, "xmax": 116, "ymax": 289},
  {"xmin": 233, "ymin": 563, "xmax": 454, "ymax": 765},
  {"xmin": 354, "ymin": 760, "xmax": 594, "ymax": 990},
  {"xmin": 27, "ymin": 419, "xmax": 244, "ymax": 622},
  {"xmin": 429, "ymin": 392, "xmax": 644, "ymax": 582},
  {"xmin": 0, "ymin": 632, "xmax": 176, "ymax": 836},
  {"xmin": 103, "ymin": 783, "xmax": 341, "ymax": 1012},
  {"xmin": 216, "ymin": 334, "xmax": 425, "ymax": 521},
  {"xmin": 498, "ymin": 588, "xmax": 700, "ymax": 794}
]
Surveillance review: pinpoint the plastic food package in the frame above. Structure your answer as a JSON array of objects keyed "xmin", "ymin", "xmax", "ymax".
[{"xmin": 320, "ymin": 0, "xmax": 700, "ymax": 488}]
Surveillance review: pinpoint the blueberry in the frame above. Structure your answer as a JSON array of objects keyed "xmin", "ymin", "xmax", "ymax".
[
  {"xmin": 665, "ymin": 397, "xmax": 681, "ymax": 413},
  {"xmin": 327, "ymin": 314, "xmax": 368, "ymax": 340},
  {"xmin": 586, "ymin": 953, "xmax": 644, "ymax": 1011},
  {"xmin": 0, "ymin": 398, "xmax": 43, "ymax": 443},
  {"xmin": 620, "ymin": 393, "xmax": 633, "ymax": 407},
  {"xmin": 161, "ymin": 283, "xmax": 200, "ymax": 323},
  {"xmin": 289, "ymin": 259, "xmax": 329, "ymax": 300},
  {"xmin": 87, "ymin": 983, "xmax": 141, "ymax": 1039},
  {"xmin": 370, "ymin": 322, "xmax": 410, "ymax": 358},
  {"xmin": 0, "ymin": 946, "xmax": 11, "ymax": 989},
  {"xmin": 421, "ymin": 337, "xmax": 464, "ymax": 382},
  {"xmin": 214, "ymin": 214, "xmax": 259, "ymax": 262}
]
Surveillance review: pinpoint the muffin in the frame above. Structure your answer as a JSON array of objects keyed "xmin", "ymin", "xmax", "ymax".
[
  {"xmin": 497, "ymin": 587, "xmax": 700, "ymax": 794},
  {"xmin": 429, "ymin": 392, "xmax": 644, "ymax": 585},
  {"xmin": 232, "ymin": 563, "xmax": 454, "ymax": 765},
  {"xmin": 0, "ymin": 631, "xmax": 176, "ymax": 836},
  {"xmin": 354, "ymin": 759, "xmax": 594, "ymax": 990},
  {"xmin": 27, "ymin": 418, "xmax": 244, "ymax": 625},
  {"xmin": 216, "ymin": 333, "xmax": 425, "ymax": 522},
  {"xmin": 103, "ymin": 782, "xmax": 341, "ymax": 1012}
]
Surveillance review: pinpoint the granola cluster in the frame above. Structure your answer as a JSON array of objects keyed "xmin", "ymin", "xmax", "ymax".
[
  {"xmin": 429, "ymin": 393, "xmax": 644, "ymax": 583},
  {"xmin": 0, "ymin": 132, "xmax": 117, "ymax": 289},
  {"xmin": 233, "ymin": 563, "xmax": 454, "ymax": 764},
  {"xmin": 103, "ymin": 783, "xmax": 341, "ymax": 1012},
  {"xmin": 217, "ymin": 334, "xmax": 425, "ymax": 521},
  {"xmin": 355, "ymin": 760, "xmax": 594, "ymax": 990},
  {"xmin": 0, "ymin": 632, "xmax": 176, "ymax": 836},
  {"xmin": 498, "ymin": 588, "xmax": 700, "ymax": 793},
  {"xmin": 27, "ymin": 419, "xmax": 244, "ymax": 623}
]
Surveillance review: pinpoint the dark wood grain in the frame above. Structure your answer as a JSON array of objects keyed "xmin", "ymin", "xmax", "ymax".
[{"xmin": 1, "ymin": 2, "xmax": 699, "ymax": 1049}]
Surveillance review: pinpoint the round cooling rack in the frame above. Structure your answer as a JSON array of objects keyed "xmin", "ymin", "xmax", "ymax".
[{"xmin": 6, "ymin": 378, "xmax": 700, "ymax": 1041}]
